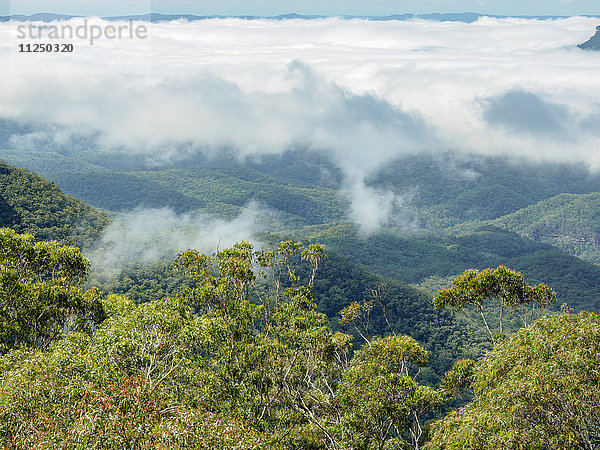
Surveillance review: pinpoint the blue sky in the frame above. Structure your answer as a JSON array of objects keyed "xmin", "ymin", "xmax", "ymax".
[{"xmin": 3, "ymin": 0, "xmax": 600, "ymax": 17}]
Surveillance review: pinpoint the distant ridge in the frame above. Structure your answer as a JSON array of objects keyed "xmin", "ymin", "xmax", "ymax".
[
  {"xmin": 0, "ymin": 12, "xmax": 81, "ymax": 22},
  {"xmin": 2, "ymin": 12, "xmax": 597, "ymax": 23}
]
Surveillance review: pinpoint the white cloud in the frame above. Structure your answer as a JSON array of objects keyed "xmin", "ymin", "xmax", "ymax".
[
  {"xmin": 87, "ymin": 204, "xmax": 262, "ymax": 278},
  {"xmin": 1, "ymin": 16, "xmax": 600, "ymax": 232}
]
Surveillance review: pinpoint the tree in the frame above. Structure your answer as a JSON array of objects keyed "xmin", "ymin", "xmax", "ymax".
[
  {"xmin": 432, "ymin": 266, "xmax": 555, "ymax": 344},
  {"xmin": 426, "ymin": 311, "xmax": 600, "ymax": 449},
  {"xmin": 337, "ymin": 335, "xmax": 445, "ymax": 449},
  {"xmin": 0, "ymin": 331, "xmax": 272, "ymax": 449},
  {"xmin": 175, "ymin": 240, "xmax": 352, "ymax": 447},
  {"xmin": 0, "ymin": 237, "xmax": 459, "ymax": 449},
  {"xmin": 338, "ymin": 289, "xmax": 447, "ymax": 449},
  {"xmin": 0, "ymin": 227, "xmax": 104, "ymax": 351}
]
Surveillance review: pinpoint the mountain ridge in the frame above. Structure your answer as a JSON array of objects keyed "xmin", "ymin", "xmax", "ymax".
[{"xmin": 2, "ymin": 12, "xmax": 594, "ymax": 23}]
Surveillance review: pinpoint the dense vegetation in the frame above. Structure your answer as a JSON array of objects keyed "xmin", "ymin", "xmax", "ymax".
[
  {"xmin": 89, "ymin": 251, "xmax": 485, "ymax": 385},
  {"xmin": 6, "ymin": 149, "xmax": 600, "ymax": 312},
  {"xmin": 10, "ymin": 148, "xmax": 600, "ymax": 230},
  {"xmin": 1, "ymin": 229, "xmax": 598, "ymax": 449},
  {"xmin": 0, "ymin": 161, "xmax": 108, "ymax": 247},
  {"xmin": 0, "ymin": 228, "xmax": 104, "ymax": 351},
  {"xmin": 0, "ymin": 233, "xmax": 444, "ymax": 448},
  {"xmin": 486, "ymin": 192, "xmax": 600, "ymax": 264},
  {"xmin": 2, "ymin": 152, "xmax": 600, "ymax": 447},
  {"xmin": 8, "ymin": 149, "xmax": 600, "ymax": 305},
  {"xmin": 427, "ymin": 311, "xmax": 600, "ymax": 449},
  {"xmin": 48, "ymin": 161, "xmax": 347, "ymax": 225},
  {"xmin": 288, "ymin": 224, "xmax": 600, "ymax": 312},
  {"xmin": 369, "ymin": 153, "xmax": 600, "ymax": 226}
]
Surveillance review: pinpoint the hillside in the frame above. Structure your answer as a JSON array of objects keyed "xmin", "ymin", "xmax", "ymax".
[
  {"xmin": 0, "ymin": 153, "xmax": 473, "ymax": 381},
  {"xmin": 49, "ymin": 172, "xmax": 205, "ymax": 213},
  {"xmin": 5, "ymin": 149, "xmax": 600, "ymax": 314},
  {"xmin": 0, "ymin": 158, "xmax": 485, "ymax": 381},
  {"xmin": 10, "ymin": 150, "xmax": 600, "ymax": 229},
  {"xmin": 0, "ymin": 161, "xmax": 108, "ymax": 247},
  {"xmin": 284, "ymin": 223, "xmax": 600, "ymax": 312},
  {"xmin": 368, "ymin": 153, "xmax": 600, "ymax": 226},
  {"xmin": 482, "ymin": 193, "xmax": 600, "ymax": 263}
]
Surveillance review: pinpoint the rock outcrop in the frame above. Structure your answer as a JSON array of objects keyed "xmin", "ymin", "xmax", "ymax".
[{"xmin": 579, "ymin": 26, "xmax": 600, "ymax": 50}]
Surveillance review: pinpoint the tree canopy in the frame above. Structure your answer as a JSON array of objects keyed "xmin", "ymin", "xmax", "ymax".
[
  {"xmin": 0, "ymin": 227, "xmax": 104, "ymax": 352},
  {"xmin": 0, "ymin": 229, "xmax": 597, "ymax": 449},
  {"xmin": 0, "ymin": 161, "xmax": 108, "ymax": 247},
  {"xmin": 0, "ymin": 234, "xmax": 448, "ymax": 449},
  {"xmin": 426, "ymin": 311, "xmax": 600, "ymax": 449},
  {"xmin": 433, "ymin": 265, "xmax": 555, "ymax": 344}
]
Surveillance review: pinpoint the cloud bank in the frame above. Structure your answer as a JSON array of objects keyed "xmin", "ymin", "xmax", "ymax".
[{"xmin": 2, "ymin": 16, "xmax": 600, "ymax": 232}]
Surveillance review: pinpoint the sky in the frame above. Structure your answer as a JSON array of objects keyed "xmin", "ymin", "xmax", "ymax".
[
  {"xmin": 1, "ymin": 15, "xmax": 600, "ymax": 238},
  {"xmin": 3, "ymin": 0, "xmax": 600, "ymax": 17}
]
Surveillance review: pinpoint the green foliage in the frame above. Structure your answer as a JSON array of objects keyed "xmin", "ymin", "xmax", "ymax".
[
  {"xmin": 489, "ymin": 192, "xmax": 600, "ymax": 264},
  {"xmin": 426, "ymin": 312, "xmax": 600, "ymax": 449},
  {"xmin": 89, "ymin": 260, "xmax": 193, "ymax": 304},
  {"xmin": 0, "ymin": 228, "xmax": 104, "ymax": 351},
  {"xmin": 50, "ymin": 171, "xmax": 204, "ymax": 213},
  {"xmin": 337, "ymin": 335, "xmax": 445, "ymax": 449},
  {"xmin": 369, "ymin": 153, "xmax": 600, "ymax": 225},
  {"xmin": 433, "ymin": 266, "xmax": 555, "ymax": 344},
  {"xmin": 0, "ymin": 334, "xmax": 272, "ymax": 449},
  {"xmin": 13, "ymin": 148, "xmax": 600, "ymax": 229},
  {"xmin": 173, "ymin": 240, "xmax": 353, "ymax": 444},
  {"xmin": 439, "ymin": 359, "xmax": 476, "ymax": 400},
  {"xmin": 8, "ymin": 151, "xmax": 600, "ymax": 315},
  {"xmin": 289, "ymin": 224, "xmax": 600, "ymax": 316},
  {"xmin": 51, "ymin": 163, "xmax": 347, "ymax": 226},
  {"xmin": 339, "ymin": 299, "xmax": 375, "ymax": 344},
  {"xmin": 93, "ymin": 241, "xmax": 479, "ymax": 384},
  {"xmin": 504, "ymin": 249, "xmax": 600, "ymax": 312},
  {"xmin": 0, "ymin": 238, "xmax": 456, "ymax": 449},
  {"xmin": 5, "ymin": 149, "xmax": 600, "ymax": 447},
  {"xmin": 307, "ymin": 251, "xmax": 484, "ymax": 384},
  {"xmin": 0, "ymin": 161, "xmax": 108, "ymax": 247}
]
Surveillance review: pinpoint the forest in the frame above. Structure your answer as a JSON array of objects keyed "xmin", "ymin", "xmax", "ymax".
[
  {"xmin": 0, "ymin": 227, "xmax": 598, "ymax": 449},
  {"xmin": 2, "ymin": 10, "xmax": 600, "ymax": 447},
  {"xmin": 1, "ymin": 158, "xmax": 600, "ymax": 448}
]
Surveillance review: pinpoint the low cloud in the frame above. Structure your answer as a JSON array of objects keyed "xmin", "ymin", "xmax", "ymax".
[
  {"xmin": 481, "ymin": 88, "xmax": 600, "ymax": 150},
  {"xmin": 483, "ymin": 89, "xmax": 570, "ymax": 136},
  {"xmin": 87, "ymin": 205, "xmax": 262, "ymax": 279},
  {"xmin": 2, "ymin": 16, "xmax": 600, "ymax": 232}
]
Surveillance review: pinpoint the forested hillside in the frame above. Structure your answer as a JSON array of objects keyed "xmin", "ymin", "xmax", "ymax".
[
  {"xmin": 4, "ymin": 150, "xmax": 600, "ymax": 313},
  {"xmin": 0, "ymin": 161, "xmax": 108, "ymax": 247},
  {"xmin": 0, "ymin": 157, "xmax": 599, "ymax": 447},
  {"xmin": 0, "ymin": 161, "xmax": 487, "ymax": 383},
  {"xmin": 286, "ymin": 224, "xmax": 600, "ymax": 312},
  {"xmin": 9, "ymin": 148, "xmax": 600, "ymax": 228},
  {"xmin": 369, "ymin": 153, "xmax": 600, "ymax": 225},
  {"xmin": 486, "ymin": 192, "xmax": 600, "ymax": 263}
]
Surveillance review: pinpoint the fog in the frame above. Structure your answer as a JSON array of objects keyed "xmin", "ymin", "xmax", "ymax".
[
  {"xmin": 87, "ymin": 205, "xmax": 262, "ymax": 278},
  {"xmin": 1, "ymin": 15, "xmax": 599, "ymax": 232}
]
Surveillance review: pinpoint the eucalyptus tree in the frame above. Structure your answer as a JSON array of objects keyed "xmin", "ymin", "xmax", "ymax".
[
  {"xmin": 433, "ymin": 266, "xmax": 555, "ymax": 344},
  {"xmin": 426, "ymin": 311, "xmax": 600, "ymax": 449},
  {"xmin": 0, "ymin": 227, "xmax": 104, "ymax": 351}
]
